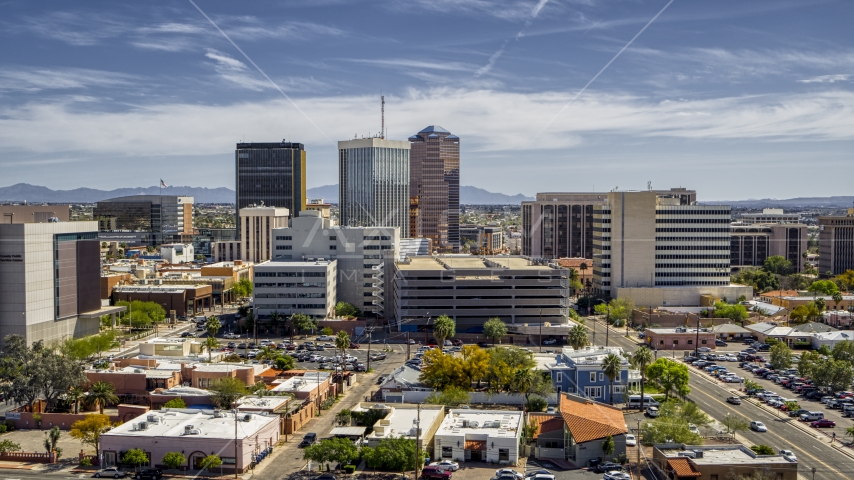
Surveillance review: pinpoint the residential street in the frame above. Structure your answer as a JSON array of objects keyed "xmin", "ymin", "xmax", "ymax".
[{"xmin": 590, "ymin": 322, "xmax": 854, "ymax": 480}]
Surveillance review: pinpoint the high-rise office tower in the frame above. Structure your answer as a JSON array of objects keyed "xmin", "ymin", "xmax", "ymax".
[
  {"xmin": 818, "ymin": 208, "xmax": 854, "ymax": 276},
  {"xmin": 235, "ymin": 141, "xmax": 306, "ymax": 237},
  {"xmin": 338, "ymin": 138, "xmax": 410, "ymax": 237},
  {"xmin": 409, "ymin": 126, "xmax": 460, "ymax": 252},
  {"xmin": 93, "ymin": 195, "xmax": 193, "ymax": 246}
]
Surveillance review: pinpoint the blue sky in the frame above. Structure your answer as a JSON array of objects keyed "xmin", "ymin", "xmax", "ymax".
[{"xmin": 1, "ymin": 0, "xmax": 852, "ymax": 200}]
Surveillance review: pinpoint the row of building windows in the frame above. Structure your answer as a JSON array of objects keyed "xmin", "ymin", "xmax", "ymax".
[
  {"xmin": 276, "ymin": 245, "xmax": 293, "ymax": 250},
  {"xmin": 654, "ymin": 263, "xmax": 729, "ymax": 268},
  {"xmin": 255, "ymin": 282, "xmax": 325, "ymax": 288},
  {"xmin": 256, "ymin": 304, "xmax": 326, "ymax": 309},
  {"xmin": 655, "ymin": 272, "xmax": 730, "ymax": 277},
  {"xmin": 256, "ymin": 271, "xmax": 326, "ymax": 277},
  {"xmin": 655, "ymin": 209, "xmax": 729, "ymax": 215},
  {"xmin": 657, "ymin": 237, "xmax": 730, "ymax": 242},
  {"xmin": 656, "ymin": 245, "xmax": 730, "ymax": 250},
  {"xmin": 655, "ymin": 254, "xmax": 729, "ymax": 259},
  {"xmin": 365, "ymin": 236, "xmax": 391, "ymax": 240},
  {"xmin": 654, "ymin": 218, "xmax": 730, "ymax": 224},
  {"xmin": 256, "ymin": 293, "xmax": 326, "ymax": 298},
  {"xmin": 656, "ymin": 281, "xmax": 729, "ymax": 286},
  {"xmin": 275, "ymin": 236, "xmax": 292, "ymax": 241},
  {"xmin": 655, "ymin": 228, "xmax": 731, "ymax": 233}
]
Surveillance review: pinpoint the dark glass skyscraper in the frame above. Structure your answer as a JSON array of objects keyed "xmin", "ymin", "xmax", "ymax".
[
  {"xmin": 409, "ymin": 126, "xmax": 460, "ymax": 252},
  {"xmin": 235, "ymin": 141, "xmax": 306, "ymax": 237}
]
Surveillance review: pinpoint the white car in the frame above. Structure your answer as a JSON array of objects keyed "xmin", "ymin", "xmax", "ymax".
[
  {"xmin": 724, "ymin": 375, "xmax": 743, "ymax": 383},
  {"xmin": 94, "ymin": 467, "xmax": 127, "ymax": 478},
  {"xmin": 603, "ymin": 472, "xmax": 631, "ymax": 480},
  {"xmin": 688, "ymin": 423, "xmax": 699, "ymax": 434},
  {"xmin": 625, "ymin": 434, "xmax": 636, "ymax": 446},
  {"xmin": 430, "ymin": 460, "xmax": 460, "ymax": 471},
  {"xmin": 780, "ymin": 449, "xmax": 797, "ymax": 462},
  {"xmin": 750, "ymin": 421, "xmax": 767, "ymax": 432},
  {"xmin": 646, "ymin": 406, "xmax": 660, "ymax": 417},
  {"xmin": 495, "ymin": 469, "xmax": 523, "ymax": 479},
  {"xmin": 316, "ymin": 335, "xmax": 334, "ymax": 341},
  {"xmin": 542, "ymin": 338, "xmax": 557, "ymax": 345}
]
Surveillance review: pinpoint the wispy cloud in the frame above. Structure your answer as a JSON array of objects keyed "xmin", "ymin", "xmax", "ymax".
[
  {"xmin": 0, "ymin": 67, "xmax": 136, "ymax": 93},
  {"xmin": 205, "ymin": 49, "xmax": 269, "ymax": 91},
  {"xmin": 475, "ymin": 0, "xmax": 552, "ymax": 77},
  {"xmin": 798, "ymin": 74, "xmax": 851, "ymax": 84},
  {"xmin": 392, "ymin": 0, "xmax": 547, "ymax": 21},
  {"xmin": 14, "ymin": 11, "xmax": 127, "ymax": 46},
  {"xmin": 344, "ymin": 58, "xmax": 474, "ymax": 72}
]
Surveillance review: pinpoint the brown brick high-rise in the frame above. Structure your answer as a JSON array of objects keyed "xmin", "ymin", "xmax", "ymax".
[{"xmin": 409, "ymin": 126, "xmax": 459, "ymax": 252}]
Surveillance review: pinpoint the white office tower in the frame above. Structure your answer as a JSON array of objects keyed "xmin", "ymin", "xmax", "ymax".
[
  {"xmin": 269, "ymin": 211, "xmax": 399, "ymax": 317},
  {"xmin": 338, "ymin": 138, "xmax": 410, "ymax": 238}
]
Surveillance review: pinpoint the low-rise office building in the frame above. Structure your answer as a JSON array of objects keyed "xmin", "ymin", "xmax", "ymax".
[
  {"xmin": 0, "ymin": 204, "xmax": 70, "ymax": 223},
  {"xmin": 211, "ymin": 206, "xmax": 290, "ymax": 263},
  {"xmin": 644, "ymin": 327, "xmax": 717, "ymax": 351},
  {"xmin": 391, "ymin": 255, "xmax": 569, "ymax": 330},
  {"xmin": 100, "ymin": 409, "xmax": 280, "ymax": 473},
  {"xmin": 652, "ymin": 443, "xmax": 798, "ymax": 480},
  {"xmin": 433, "ymin": 409, "xmax": 524, "ymax": 464},
  {"xmin": 253, "ymin": 259, "xmax": 337, "ymax": 319},
  {"xmin": 149, "ymin": 386, "xmax": 213, "ymax": 409},
  {"xmin": 358, "ymin": 403, "xmax": 444, "ymax": 459},
  {"xmin": 112, "ymin": 284, "xmax": 212, "ymax": 318},
  {"xmin": 556, "ymin": 393, "xmax": 628, "ymax": 467},
  {"xmin": 160, "ymin": 243, "xmax": 194, "ymax": 264}
]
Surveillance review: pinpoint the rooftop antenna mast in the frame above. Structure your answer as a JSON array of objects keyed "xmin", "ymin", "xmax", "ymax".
[{"xmin": 381, "ymin": 95, "xmax": 385, "ymax": 139}]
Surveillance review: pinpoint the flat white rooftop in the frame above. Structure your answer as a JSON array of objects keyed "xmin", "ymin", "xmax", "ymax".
[
  {"xmin": 367, "ymin": 406, "xmax": 443, "ymax": 440},
  {"xmin": 270, "ymin": 373, "xmax": 329, "ymax": 393},
  {"xmin": 234, "ymin": 396, "xmax": 289, "ymax": 411},
  {"xmin": 102, "ymin": 409, "xmax": 277, "ymax": 440},
  {"xmin": 661, "ymin": 446, "xmax": 794, "ymax": 465},
  {"xmin": 436, "ymin": 410, "xmax": 523, "ymax": 437}
]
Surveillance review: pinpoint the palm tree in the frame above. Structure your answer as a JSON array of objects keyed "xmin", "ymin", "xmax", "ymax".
[
  {"xmin": 255, "ymin": 346, "xmax": 279, "ymax": 362},
  {"xmin": 512, "ymin": 368, "xmax": 535, "ymax": 403},
  {"xmin": 630, "ymin": 346, "xmax": 654, "ymax": 410},
  {"xmin": 203, "ymin": 336, "xmax": 220, "ymax": 362},
  {"xmin": 601, "ymin": 353, "xmax": 623, "ymax": 405},
  {"xmin": 86, "ymin": 381, "xmax": 119, "ymax": 414},
  {"xmin": 335, "ymin": 331, "xmax": 351, "ymax": 360},
  {"xmin": 205, "ymin": 316, "xmax": 222, "ymax": 338},
  {"xmin": 432, "ymin": 315, "xmax": 456, "ymax": 348},
  {"xmin": 67, "ymin": 386, "xmax": 85, "ymax": 414},
  {"xmin": 832, "ymin": 291, "xmax": 844, "ymax": 310},
  {"xmin": 567, "ymin": 324, "xmax": 589, "ymax": 350}
]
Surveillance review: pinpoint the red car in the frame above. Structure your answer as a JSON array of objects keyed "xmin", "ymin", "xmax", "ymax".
[
  {"xmin": 286, "ymin": 344, "xmax": 296, "ymax": 350},
  {"xmin": 349, "ymin": 342, "xmax": 360, "ymax": 349},
  {"xmin": 420, "ymin": 466, "xmax": 452, "ymax": 479},
  {"xmin": 811, "ymin": 419, "xmax": 836, "ymax": 428}
]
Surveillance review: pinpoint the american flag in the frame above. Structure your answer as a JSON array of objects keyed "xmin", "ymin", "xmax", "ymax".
[{"xmin": 160, "ymin": 179, "xmax": 168, "ymax": 188}]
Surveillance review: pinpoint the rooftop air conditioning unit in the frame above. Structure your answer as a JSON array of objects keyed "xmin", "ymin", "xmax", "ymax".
[
  {"xmin": 138, "ymin": 422, "xmax": 148, "ymax": 431},
  {"xmin": 147, "ymin": 414, "xmax": 159, "ymax": 423},
  {"xmin": 243, "ymin": 414, "xmax": 252, "ymax": 422}
]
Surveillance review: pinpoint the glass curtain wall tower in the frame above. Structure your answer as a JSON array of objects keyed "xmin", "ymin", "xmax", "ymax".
[
  {"xmin": 338, "ymin": 138, "xmax": 411, "ymax": 237},
  {"xmin": 409, "ymin": 126, "xmax": 460, "ymax": 252},
  {"xmin": 235, "ymin": 141, "xmax": 306, "ymax": 238}
]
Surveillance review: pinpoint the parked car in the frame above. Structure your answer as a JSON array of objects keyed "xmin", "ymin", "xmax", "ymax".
[
  {"xmin": 542, "ymin": 338, "xmax": 557, "ymax": 345},
  {"xmin": 750, "ymin": 421, "xmax": 767, "ymax": 432},
  {"xmin": 299, "ymin": 432, "xmax": 318, "ymax": 447},
  {"xmin": 625, "ymin": 434, "xmax": 636, "ymax": 446},
  {"xmin": 697, "ymin": 347, "xmax": 712, "ymax": 353},
  {"xmin": 603, "ymin": 472, "xmax": 631, "ymax": 480},
  {"xmin": 646, "ymin": 406, "xmax": 660, "ymax": 418},
  {"xmin": 421, "ymin": 466, "xmax": 452, "ymax": 480},
  {"xmin": 780, "ymin": 450, "xmax": 797, "ymax": 462},
  {"xmin": 594, "ymin": 462, "xmax": 625, "ymax": 473},
  {"xmin": 811, "ymin": 419, "xmax": 836, "ymax": 428},
  {"xmin": 429, "ymin": 461, "xmax": 460, "ymax": 471},
  {"xmin": 715, "ymin": 339, "xmax": 728, "ymax": 346},
  {"xmin": 494, "ymin": 469, "xmax": 523, "ymax": 479},
  {"xmin": 349, "ymin": 342, "xmax": 361, "ymax": 349},
  {"xmin": 477, "ymin": 342, "xmax": 489, "ymax": 348},
  {"xmin": 134, "ymin": 469, "xmax": 163, "ymax": 480},
  {"xmin": 94, "ymin": 467, "xmax": 128, "ymax": 478}
]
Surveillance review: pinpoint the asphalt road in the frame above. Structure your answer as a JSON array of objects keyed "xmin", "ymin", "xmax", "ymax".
[{"xmin": 588, "ymin": 322, "xmax": 854, "ymax": 480}]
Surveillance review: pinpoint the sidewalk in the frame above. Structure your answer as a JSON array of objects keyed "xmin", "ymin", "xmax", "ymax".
[{"xmin": 248, "ymin": 356, "xmax": 403, "ymax": 478}]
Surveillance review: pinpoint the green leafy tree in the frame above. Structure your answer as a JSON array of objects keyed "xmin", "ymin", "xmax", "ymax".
[
  {"xmin": 276, "ymin": 355, "xmax": 295, "ymax": 371},
  {"xmin": 483, "ymin": 317, "xmax": 507, "ymax": 345},
  {"xmin": 161, "ymin": 451, "xmax": 186, "ymax": 470},
  {"xmin": 643, "ymin": 419, "xmax": 701, "ymax": 445},
  {"xmin": 731, "ymin": 268, "xmax": 780, "ymax": 294},
  {"xmin": 750, "ymin": 444, "xmax": 775, "ymax": 455},
  {"xmin": 713, "ymin": 301, "xmax": 749, "ymax": 325},
  {"xmin": 769, "ymin": 342, "xmax": 792, "ymax": 370},
  {"xmin": 361, "ymin": 437, "xmax": 424, "ymax": 472},
  {"xmin": 122, "ymin": 448, "xmax": 149, "ymax": 471},
  {"xmin": 659, "ymin": 401, "xmax": 710, "ymax": 428},
  {"xmin": 646, "ymin": 358, "xmax": 691, "ymax": 401},
  {"xmin": 763, "ymin": 256, "xmax": 794, "ymax": 275},
  {"xmin": 87, "ymin": 331, "xmax": 120, "ymax": 360},
  {"xmin": 67, "ymin": 386, "xmax": 86, "ymax": 414},
  {"xmin": 86, "ymin": 381, "xmax": 119, "ymax": 414},
  {"xmin": 630, "ymin": 347, "xmax": 655, "ymax": 409},
  {"xmin": 798, "ymin": 351, "xmax": 821, "ymax": 378},
  {"xmin": 291, "ymin": 313, "xmax": 316, "ymax": 336},
  {"xmin": 334, "ymin": 302, "xmax": 362, "ymax": 318},
  {"xmin": 791, "ymin": 303, "xmax": 820, "ymax": 324},
  {"xmin": 432, "ymin": 315, "xmax": 456, "ymax": 346},
  {"xmin": 522, "ymin": 419, "xmax": 540, "ymax": 444},
  {"xmin": 817, "ymin": 345, "xmax": 832, "ymax": 356},
  {"xmin": 809, "ymin": 280, "xmax": 839, "ymax": 296},
  {"xmin": 0, "ymin": 440, "xmax": 20, "ymax": 455},
  {"xmin": 424, "ymin": 386, "xmax": 470, "ymax": 407},
  {"xmin": 784, "ymin": 401, "xmax": 800, "ymax": 413},
  {"xmin": 320, "ymin": 327, "xmax": 334, "ymax": 336},
  {"xmin": 847, "ymin": 426, "xmax": 854, "ymax": 444},
  {"xmin": 303, "ymin": 437, "xmax": 359, "ymax": 466},
  {"xmin": 831, "ymin": 341, "xmax": 854, "ymax": 363},
  {"xmin": 336, "ymin": 409, "xmax": 352, "ymax": 426},
  {"xmin": 69, "ymin": 414, "xmax": 115, "ymax": 458},
  {"xmin": 525, "ymin": 395, "xmax": 548, "ymax": 412},
  {"xmin": 602, "ymin": 435, "xmax": 615, "ymax": 457},
  {"xmin": 233, "ymin": 279, "xmax": 253, "ymax": 299},
  {"xmin": 595, "ymin": 298, "xmax": 634, "ymax": 326},
  {"xmin": 721, "ymin": 414, "xmax": 749, "ymax": 437},
  {"xmin": 198, "ymin": 454, "xmax": 222, "ymax": 472},
  {"xmin": 742, "ymin": 379, "xmax": 761, "ymax": 392},
  {"xmin": 208, "ymin": 377, "xmax": 248, "ymax": 409},
  {"xmin": 601, "ymin": 353, "xmax": 623, "ymax": 405},
  {"xmin": 163, "ymin": 398, "xmax": 187, "ymax": 409},
  {"xmin": 568, "ymin": 324, "xmax": 589, "ymax": 350}
]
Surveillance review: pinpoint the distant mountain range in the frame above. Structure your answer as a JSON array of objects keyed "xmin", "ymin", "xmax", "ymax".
[
  {"xmin": 0, "ymin": 183, "xmax": 536, "ymax": 205},
  {"xmin": 707, "ymin": 196, "xmax": 854, "ymax": 208},
  {"xmin": 0, "ymin": 183, "xmax": 235, "ymax": 204}
]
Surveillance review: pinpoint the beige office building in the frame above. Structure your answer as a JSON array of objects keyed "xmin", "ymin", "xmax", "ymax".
[
  {"xmin": 593, "ymin": 190, "xmax": 750, "ymax": 307},
  {"xmin": 818, "ymin": 208, "xmax": 854, "ymax": 276},
  {"xmin": 0, "ymin": 205, "xmax": 71, "ymax": 224},
  {"xmin": 730, "ymin": 223, "xmax": 807, "ymax": 272},
  {"xmin": 211, "ymin": 206, "xmax": 289, "ymax": 263}
]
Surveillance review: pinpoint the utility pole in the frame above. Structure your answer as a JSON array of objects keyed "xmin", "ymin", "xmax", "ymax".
[
  {"xmin": 234, "ymin": 410, "xmax": 239, "ymax": 479},
  {"xmin": 636, "ymin": 419, "xmax": 641, "ymax": 468},
  {"xmin": 407, "ymin": 331, "xmax": 411, "ymax": 360},
  {"xmin": 366, "ymin": 327, "xmax": 373, "ymax": 372},
  {"xmin": 606, "ymin": 307, "xmax": 610, "ymax": 347},
  {"xmin": 424, "ymin": 314, "xmax": 431, "ymax": 346},
  {"xmin": 414, "ymin": 403, "xmax": 422, "ymax": 480},
  {"xmin": 539, "ymin": 309, "xmax": 543, "ymax": 353},
  {"xmin": 694, "ymin": 314, "xmax": 700, "ymax": 358}
]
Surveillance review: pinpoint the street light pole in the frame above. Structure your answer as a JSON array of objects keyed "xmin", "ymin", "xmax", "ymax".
[
  {"xmin": 606, "ymin": 306, "xmax": 610, "ymax": 347},
  {"xmin": 539, "ymin": 309, "xmax": 542, "ymax": 353}
]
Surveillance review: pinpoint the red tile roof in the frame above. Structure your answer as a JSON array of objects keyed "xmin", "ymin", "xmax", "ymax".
[
  {"xmin": 559, "ymin": 394, "xmax": 627, "ymax": 444},
  {"xmin": 528, "ymin": 414, "xmax": 563, "ymax": 439},
  {"xmin": 667, "ymin": 458, "xmax": 701, "ymax": 477}
]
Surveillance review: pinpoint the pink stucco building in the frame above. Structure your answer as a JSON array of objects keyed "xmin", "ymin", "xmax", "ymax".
[{"xmin": 100, "ymin": 409, "xmax": 280, "ymax": 473}]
